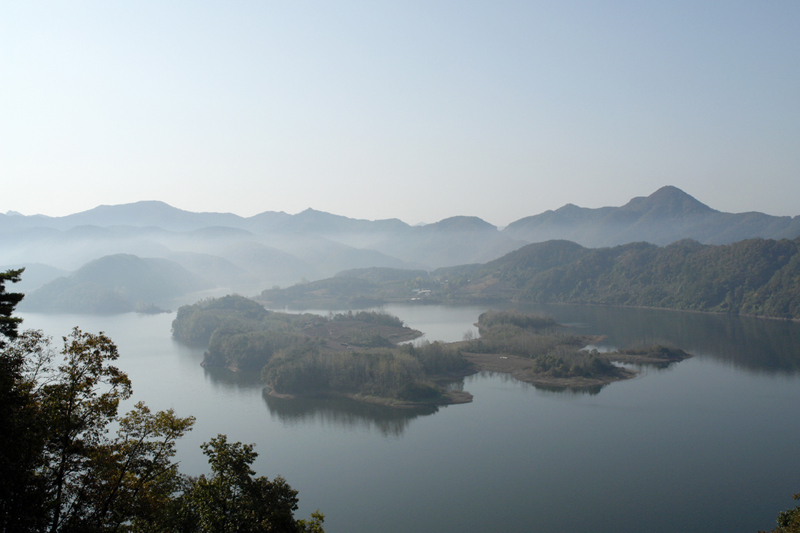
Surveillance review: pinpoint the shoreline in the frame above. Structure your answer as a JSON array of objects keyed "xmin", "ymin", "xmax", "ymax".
[
  {"xmin": 461, "ymin": 352, "xmax": 636, "ymax": 391},
  {"xmin": 260, "ymin": 296, "xmax": 800, "ymax": 323},
  {"xmin": 526, "ymin": 300, "xmax": 800, "ymax": 323},
  {"xmin": 265, "ymin": 386, "xmax": 473, "ymax": 408}
]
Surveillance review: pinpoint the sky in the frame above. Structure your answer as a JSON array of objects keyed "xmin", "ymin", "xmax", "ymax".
[{"xmin": 1, "ymin": 1, "xmax": 798, "ymax": 226}]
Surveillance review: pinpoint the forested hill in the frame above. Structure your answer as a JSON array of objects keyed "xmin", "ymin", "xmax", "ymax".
[
  {"xmin": 19, "ymin": 254, "xmax": 210, "ymax": 313},
  {"xmin": 438, "ymin": 236, "xmax": 800, "ymax": 320}
]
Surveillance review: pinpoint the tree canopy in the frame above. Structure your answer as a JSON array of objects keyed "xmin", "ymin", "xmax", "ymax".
[{"xmin": 0, "ymin": 270, "xmax": 323, "ymax": 533}]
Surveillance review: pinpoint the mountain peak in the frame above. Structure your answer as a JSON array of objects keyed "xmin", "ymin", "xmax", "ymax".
[
  {"xmin": 622, "ymin": 185, "xmax": 716, "ymax": 217},
  {"xmin": 424, "ymin": 216, "xmax": 497, "ymax": 232}
]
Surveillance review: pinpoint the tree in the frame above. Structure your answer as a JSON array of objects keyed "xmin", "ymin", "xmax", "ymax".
[
  {"xmin": 760, "ymin": 493, "xmax": 800, "ymax": 533},
  {"xmin": 0, "ymin": 327, "xmax": 196, "ymax": 533},
  {"xmin": 0, "ymin": 268, "xmax": 24, "ymax": 342},
  {"xmin": 1, "ymin": 269, "xmax": 322, "ymax": 532},
  {"xmin": 180, "ymin": 435, "xmax": 323, "ymax": 533},
  {"xmin": 40, "ymin": 328, "xmax": 134, "ymax": 532},
  {"xmin": 0, "ymin": 269, "xmax": 49, "ymax": 533}
]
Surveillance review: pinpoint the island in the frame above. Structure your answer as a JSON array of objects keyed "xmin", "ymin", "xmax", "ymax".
[{"xmin": 172, "ymin": 296, "xmax": 692, "ymax": 407}]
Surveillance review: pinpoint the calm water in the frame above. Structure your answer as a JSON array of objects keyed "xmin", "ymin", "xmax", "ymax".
[{"xmin": 18, "ymin": 304, "xmax": 800, "ymax": 533}]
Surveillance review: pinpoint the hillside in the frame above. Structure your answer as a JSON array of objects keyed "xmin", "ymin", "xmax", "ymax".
[
  {"xmin": 256, "ymin": 234, "xmax": 800, "ymax": 320},
  {"xmin": 440, "ymin": 236, "xmax": 800, "ymax": 319},
  {"xmin": 257, "ymin": 267, "xmax": 434, "ymax": 309},
  {"xmin": 502, "ymin": 186, "xmax": 800, "ymax": 247},
  {"xmin": 3, "ymin": 186, "xmax": 799, "ymax": 303},
  {"xmin": 20, "ymin": 254, "xmax": 211, "ymax": 313}
]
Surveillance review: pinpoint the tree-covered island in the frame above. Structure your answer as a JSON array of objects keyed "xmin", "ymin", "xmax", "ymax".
[{"xmin": 172, "ymin": 296, "xmax": 692, "ymax": 403}]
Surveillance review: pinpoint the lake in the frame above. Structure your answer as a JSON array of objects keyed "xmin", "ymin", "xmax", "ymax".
[{"xmin": 18, "ymin": 303, "xmax": 800, "ymax": 533}]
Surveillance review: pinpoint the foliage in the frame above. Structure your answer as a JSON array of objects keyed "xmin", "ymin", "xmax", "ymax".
[
  {"xmin": 345, "ymin": 330, "xmax": 394, "ymax": 348},
  {"xmin": 466, "ymin": 311, "xmax": 584, "ymax": 360},
  {"xmin": 174, "ymin": 296, "xmax": 434, "ymax": 401},
  {"xmin": 760, "ymin": 493, "xmax": 800, "ymax": 533},
  {"xmin": 0, "ymin": 268, "xmax": 25, "ymax": 341},
  {"xmin": 531, "ymin": 349, "xmax": 617, "ymax": 379},
  {"xmin": 259, "ymin": 268, "xmax": 445, "ymax": 307},
  {"xmin": 331, "ymin": 310, "xmax": 405, "ymax": 328},
  {"xmin": 263, "ymin": 346, "xmax": 424, "ymax": 398},
  {"xmin": 0, "ymin": 269, "xmax": 49, "ymax": 532},
  {"xmin": 477, "ymin": 310, "xmax": 556, "ymax": 330},
  {"xmin": 395, "ymin": 381, "xmax": 442, "ymax": 401},
  {"xmin": 262, "ymin": 341, "xmax": 468, "ymax": 400},
  {"xmin": 1, "ymin": 274, "xmax": 323, "ymax": 532},
  {"xmin": 461, "ymin": 311, "xmax": 621, "ymax": 380},
  {"xmin": 259, "ymin": 277, "xmax": 380, "ymax": 307},
  {"xmin": 205, "ymin": 329, "xmax": 314, "ymax": 371},
  {"xmin": 613, "ymin": 344, "xmax": 691, "ymax": 366},
  {"xmin": 172, "ymin": 295, "xmax": 322, "ymax": 347},
  {"xmin": 21, "ymin": 279, "xmax": 135, "ymax": 314},
  {"xmin": 0, "ymin": 327, "xmax": 196, "ymax": 532},
  {"xmin": 172, "ymin": 435, "xmax": 321, "ymax": 533},
  {"xmin": 443, "ymin": 236, "xmax": 800, "ymax": 320},
  {"xmin": 335, "ymin": 267, "xmax": 429, "ymax": 284},
  {"xmin": 403, "ymin": 341, "xmax": 471, "ymax": 375}
]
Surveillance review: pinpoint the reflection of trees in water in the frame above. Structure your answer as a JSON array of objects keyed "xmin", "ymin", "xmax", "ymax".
[
  {"xmin": 533, "ymin": 383, "xmax": 603, "ymax": 395},
  {"xmin": 202, "ymin": 367, "xmax": 263, "ymax": 391},
  {"xmin": 261, "ymin": 389, "xmax": 438, "ymax": 437},
  {"xmin": 196, "ymin": 368, "xmax": 438, "ymax": 436},
  {"xmin": 526, "ymin": 304, "xmax": 800, "ymax": 374}
]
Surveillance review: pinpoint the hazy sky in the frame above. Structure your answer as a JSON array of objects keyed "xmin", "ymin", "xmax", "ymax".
[{"xmin": 2, "ymin": 1, "xmax": 798, "ymax": 226}]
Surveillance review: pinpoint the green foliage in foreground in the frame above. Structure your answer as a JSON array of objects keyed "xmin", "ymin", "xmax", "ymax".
[
  {"xmin": 760, "ymin": 493, "xmax": 800, "ymax": 533},
  {"xmin": 1, "ymin": 271, "xmax": 323, "ymax": 532},
  {"xmin": 0, "ymin": 268, "xmax": 25, "ymax": 339}
]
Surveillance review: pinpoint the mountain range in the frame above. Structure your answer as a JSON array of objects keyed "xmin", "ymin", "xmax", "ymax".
[{"xmin": 3, "ymin": 186, "xmax": 799, "ymax": 313}]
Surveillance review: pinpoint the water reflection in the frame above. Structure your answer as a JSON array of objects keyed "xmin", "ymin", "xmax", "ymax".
[
  {"xmin": 261, "ymin": 389, "xmax": 438, "ymax": 437},
  {"xmin": 187, "ymin": 303, "xmax": 800, "ymax": 412},
  {"xmin": 274, "ymin": 302, "xmax": 800, "ymax": 375},
  {"xmin": 202, "ymin": 367, "xmax": 263, "ymax": 390},
  {"xmin": 471, "ymin": 370, "xmax": 606, "ymax": 395},
  {"xmin": 521, "ymin": 304, "xmax": 800, "ymax": 375}
]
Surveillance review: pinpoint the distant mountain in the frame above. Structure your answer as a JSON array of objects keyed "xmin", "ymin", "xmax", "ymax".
[
  {"xmin": 0, "ymin": 263, "xmax": 69, "ymax": 294},
  {"xmin": 437, "ymin": 236, "xmax": 800, "ymax": 320},
  {"xmin": 0, "ymin": 225, "xmax": 175, "ymax": 270},
  {"xmin": 262, "ymin": 233, "xmax": 800, "ymax": 320},
  {"xmin": 4, "ymin": 186, "xmax": 800, "ymax": 300},
  {"xmin": 217, "ymin": 241, "xmax": 319, "ymax": 289},
  {"xmin": 258, "ymin": 267, "xmax": 434, "ymax": 309},
  {"xmin": 20, "ymin": 254, "xmax": 211, "ymax": 313},
  {"xmin": 265, "ymin": 208, "xmax": 410, "ymax": 246},
  {"xmin": 503, "ymin": 186, "xmax": 800, "ymax": 247},
  {"xmin": 368, "ymin": 216, "xmax": 524, "ymax": 269}
]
